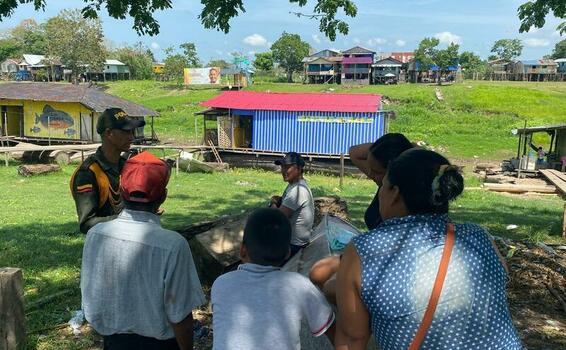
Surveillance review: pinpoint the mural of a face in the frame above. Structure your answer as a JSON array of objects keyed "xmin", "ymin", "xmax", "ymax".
[{"xmin": 209, "ymin": 68, "xmax": 219, "ymax": 84}]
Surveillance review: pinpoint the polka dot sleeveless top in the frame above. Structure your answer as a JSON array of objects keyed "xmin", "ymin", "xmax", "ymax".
[{"xmin": 352, "ymin": 214, "xmax": 523, "ymax": 350}]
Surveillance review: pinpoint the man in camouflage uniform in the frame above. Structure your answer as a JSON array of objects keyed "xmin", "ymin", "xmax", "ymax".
[{"xmin": 70, "ymin": 107, "xmax": 145, "ymax": 233}]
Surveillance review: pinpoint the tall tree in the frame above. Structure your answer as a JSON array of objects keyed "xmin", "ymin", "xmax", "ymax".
[
  {"xmin": 459, "ymin": 51, "xmax": 486, "ymax": 78},
  {"xmin": 433, "ymin": 43, "xmax": 460, "ymax": 85},
  {"xmin": 9, "ymin": 19, "xmax": 46, "ymax": 54},
  {"xmin": 45, "ymin": 9, "xmax": 106, "ymax": 82},
  {"xmin": 180, "ymin": 42, "xmax": 201, "ymax": 68},
  {"xmin": 110, "ymin": 42, "xmax": 154, "ymax": 80},
  {"xmin": 163, "ymin": 47, "xmax": 187, "ymax": 85},
  {"xmin": 518, "ymin": 0, "xmax": 566, "ymax": 35},
  {"xmin": 491, "ymin": 39, "xmax": 523, "ymax": 61},
  {"xmin": 0, "ymin": 0, "xmax": 356, "ymax": 40},
  {"xmin": 253, "ymin": 52, "xmax": 274, "ymax": 71},
  {"xmin": 413, "ymin": 37, "xmax": 439, "ymax": 71},
  {"xmin": 550, "ymin": 39, "xmax": 566, "ymax": 59},
  {"xmin": 271, "ymin": 32, "xmax": 309, "ymax": 82},
  {"xmin": 0, "ymin": 38, "xmax": 21, "ymax": 63},
  {"xmin": 207, "ymin": 59, "xmax": 230, "ymax": 68}
]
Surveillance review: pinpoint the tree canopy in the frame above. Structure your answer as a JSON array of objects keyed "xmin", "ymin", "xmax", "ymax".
[
  {"xmin": 414, "ymin": 37, "xmax": 460, "ymax": 84},
  {"xmin": 253, "ymin": 52, "xmax": 274, "ymax": 71},
  {"xmin": 0, "ymin": 0, "xmax": 356, "ymax": 40},
  {"xmin": 490, "ymin": 39, "xmax": 523, "ymax": 61},
  {"xmin": 550, "ymin": 39, "xmax": 566, "ymax": 59},
  {"xmin": 270, "ymin": 32, "xmax": 310, "ymax": 82},
  {"xmin": 44, "ymin": 9, "xmax": 106, "ymax": 81},
  {"xmin": 518, "ymin": 0, "xmax": 566, "ymax": 35}
]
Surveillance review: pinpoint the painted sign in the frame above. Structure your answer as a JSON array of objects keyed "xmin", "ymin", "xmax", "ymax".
[
  {"xmin": 24, "ymin": 101, "xmax": 86, "ymax": 139},
  {"xmin": 298, "ymin": 115, "xmax": 373, "ymax": 124},
  {"xmin": 183, "ymin": 67, "xmax": 221, "ymax": 85}
]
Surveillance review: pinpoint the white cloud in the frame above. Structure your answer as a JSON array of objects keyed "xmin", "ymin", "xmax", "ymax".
[
  {"xmin": 150, "ymin": 42, "xmax": 160, "ymax": 50},
  {"xmin": 353, "ymin": 38, "xmax": 361, "ymax": 44},
  {"xmin": 367, "ymin": 37, "xmax": 387, "ymax": 46},
  {"xmin": 395, "ymin": 39, "xmax": 406, "ymax": 47},
  {"xmin": 524, "ymin": 38, "xmax": 550, "ymax": 47},
  {"xmin": 243, "ymin": 34, "xmax": 267, "ymax": 46},
  {"xmin": 551, "ymin": 31, "xmax": 563, "ymax": 38},
  {"xmin": 527, "ymin": 26, "xmax": 540, "ymax": 34},
  {"xmin": 434, "ymin": 31, "xmax": 462, "ymax": 45},
  {"xmin": 312, "ymin": 34, "xmax": 321, "ymax": 44}
]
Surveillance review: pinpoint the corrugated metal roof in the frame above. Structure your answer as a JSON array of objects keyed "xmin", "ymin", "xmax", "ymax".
[
  {"xmin": 554, "ymin": 58, "xmax": 566, "ymax": 63},
  {"xmin": 342, "ymin": 46, "xmax": 375, "ymax": 54},
  {"xmin": 105, "ymin": 59, "xmax": 126, "ymax": 65},
  {"xmin": 0, "ymin": 82, "xmax": 158, "ymax": 116},
  {"xmin": 201, "ymin": 91, "xmax": 381, "ymax": 113},
  {"xmin": 342, "ymin": 57, "xmax": 373, "ymax": 64},
  {"xmin": 520, "ymin": 59, "xmax": 558, "ymax": 66}
]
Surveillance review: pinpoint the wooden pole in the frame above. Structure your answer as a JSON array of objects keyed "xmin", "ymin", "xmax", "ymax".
[
  {"xmin": 339, "ymin": 153, "xmax": 344, "ymax": 189},
  {"xmin": 563, "ymin": 202, "xmax": 566, "ymax": 239},
  {"xmin": 0, "ymin": 268, "xmax": 26, "ymax": 350}
]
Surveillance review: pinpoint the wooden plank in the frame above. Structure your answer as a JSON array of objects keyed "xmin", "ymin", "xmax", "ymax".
[
  {"xmin": 0, "ymin": 268, "xmax": 26, "ymax": 350},
  {"xmin": 540, "ymin": 169, "xmax": 566, "ymax": 194},
  {"xmin": 483, "ymin": 183, "xmax": 557, "ymax": 194},
  {"xmin": 563, "ymin": 202, "xmax": 566, "ymax": 239}
]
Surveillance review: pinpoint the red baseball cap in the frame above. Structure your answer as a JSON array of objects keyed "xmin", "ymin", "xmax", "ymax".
[{"xmin": 120, "ymin": 152, "xmax": 171, "ymax": 203}]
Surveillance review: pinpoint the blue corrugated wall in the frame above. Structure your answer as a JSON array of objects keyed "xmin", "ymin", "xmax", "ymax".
[{"xmin": 250, "ymin": 110, "xmax": 385, "ymax": 155}]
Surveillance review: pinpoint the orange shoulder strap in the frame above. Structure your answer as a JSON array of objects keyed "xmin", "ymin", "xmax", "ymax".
[
  {"xmin": 408, "ymin": 223, "xmax": 455, "ymax": 350},
  {"xmin": 69, "ymin": 161, "xmax": 110, "ymax": 209},
  {"xmin": 88, "ymin": 162, "xmax": 110, "ymax": 209}
]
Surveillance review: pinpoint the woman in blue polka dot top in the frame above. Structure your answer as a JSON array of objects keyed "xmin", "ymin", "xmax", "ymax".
[{"xmin": 335, "ymin": 148, "xmax": 523, "ymax": 350}]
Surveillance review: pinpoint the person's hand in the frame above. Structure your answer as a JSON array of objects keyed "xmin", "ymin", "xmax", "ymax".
[
  {"xmin": 270, "ymin": 196, "xmax": 282, "ymax": 207},
  {"xmin": 156, "ymin": 208, "xmax": 165, "ymax": 216}
]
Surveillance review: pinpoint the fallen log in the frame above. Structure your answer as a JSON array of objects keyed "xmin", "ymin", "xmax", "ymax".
[
  {"xmin": 17, "ymin": 164, "xmax": 61, "ymax": 177},
  {"xmin": 483, "ymin": 183, "xmax": 558, "ymax": 194}
]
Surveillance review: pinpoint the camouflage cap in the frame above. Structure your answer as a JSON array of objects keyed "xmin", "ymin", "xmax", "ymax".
[{"xmin": 96, "ymin": 107, "xmax": 146, "ymax": 134}]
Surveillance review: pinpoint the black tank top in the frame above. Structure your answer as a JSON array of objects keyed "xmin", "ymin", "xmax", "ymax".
[{"xmin": 364, "ymin": 188, "xmax": 382, "ymax": 230}]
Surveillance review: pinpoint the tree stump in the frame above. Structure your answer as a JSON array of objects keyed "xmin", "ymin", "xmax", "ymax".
[
  {"xmin": 0, "ymin": 268, "xmax": 26, "ymax": 350},
  {"xmin": 17, "ymin": 164, "xmax": 61, "ymax": 177}
]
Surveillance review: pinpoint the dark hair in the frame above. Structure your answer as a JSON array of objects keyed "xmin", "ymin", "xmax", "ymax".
[
  {"xmin": 243, "ymin": 208, "xmax": 292, "ymax": 266},
  {"xmin": 386, "ymin": 148, "xmax": 464, "ymax": 214},
  {"xmin": 369, "ymin": 133, "xmax": 413, "ymax": 169}
]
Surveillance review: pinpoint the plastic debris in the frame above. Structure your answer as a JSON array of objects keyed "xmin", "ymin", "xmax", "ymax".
[
  {"xmin": 506, "ymin": 224, "xmax": 518, "ymax": 230},
  {"xmin": 68, "ymin": 310, "xmax": 84, "ymax": 335}
]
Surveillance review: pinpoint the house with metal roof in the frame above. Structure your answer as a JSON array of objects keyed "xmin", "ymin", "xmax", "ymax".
[
  {"xmin": 372, "ymin": 57, "xmax": 403, "ymax": 84},
  {"xmin": 510, "ymin": 60, "xmax": 558, "ymax": 75},
  {"xmin": 341, "ymin": 46, "xmax": 375, "ymax": 85},
  {"xmin": 0, "ymin": 82, "xmax": 158, "ymax": 144},
  {"xmin": 555, "ymin": 58, "xmax": 566, "ymax": 73},
  {"xmin": 197, "ymin": 91, "xmax": 388, "ymax": 155},
  {"xmin": 85, "ymin": 59, "xmax": 131, "ymax": 81},
  {"xmin": 302, "ymin": 50, "xmax": 343, "ymax": 84}
]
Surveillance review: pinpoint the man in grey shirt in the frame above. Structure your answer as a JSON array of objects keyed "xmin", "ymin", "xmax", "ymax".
[
  {"xmin": 81, "ymin": 151, "xmax": 205, "ymax": 350},
  {"xmin": 270, "ymin": 152, "xmax": 315, "ymax": 257}
]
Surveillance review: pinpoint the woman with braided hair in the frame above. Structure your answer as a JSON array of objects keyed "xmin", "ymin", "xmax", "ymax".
[{"xmin": 334, "ymin": 148, "xmax": 522, "ymax": 350}]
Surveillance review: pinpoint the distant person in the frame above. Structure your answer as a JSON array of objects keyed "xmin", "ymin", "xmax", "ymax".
[
  {"xmin": 81, "ymin": 151, "xmax": 205, "ymax": 350},
  {"xmin": 529, "ymin": 143, "xmax": 547, "ymax": 169},
  {"xmin": 334, "ymin": 149, "xmax": 523, "ymax": 350},
  {"xmin": 70, "ymin": 107, "xmax": 145, "ymax": 233},
  {"xmin": 309, "ymin": 134, "xmax": 413, "ymax": 300},
  {"xmin": 211, "ymin": 208, "xmax": 335, "ymax": 350},
  {"xmin": 270, "ymin": 152, "xmax": 314, "ymax": 258},
  {"xmin": 209, "ymin": 67, "xmax": 220, "ymax": 84}
]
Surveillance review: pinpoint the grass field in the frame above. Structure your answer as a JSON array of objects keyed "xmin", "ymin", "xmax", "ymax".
[
  {"xmin": 2, "ymin": 79, "xmax": 566, "ymax": 349},
  {"xmin": 105, "ymin": 80, "xmax": 566, "ymax": 159},
  {"xmin": 1, "ymin": 160, "xmax": 564, "ymax": 349}
]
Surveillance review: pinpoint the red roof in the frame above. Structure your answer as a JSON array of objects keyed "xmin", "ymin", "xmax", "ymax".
[
  {"xmin": 342, "ymin": 57, "xmax": 373, "ymax": 64},
  {"xmin": 201, "ymin": 91, "xmax": 381, "ymax": 113}
]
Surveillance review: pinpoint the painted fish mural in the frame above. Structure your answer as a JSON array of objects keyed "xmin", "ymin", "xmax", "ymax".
[
  {"xmin": 64, "ymin": 128, "xmax": 77, "ymax": 137},
  {"xmin": 34, "ymin": 105, "xmax": 74, "ymax": 129},
  {"xmin": 30, "ymin": 126, "xmax": 41, "ymax": 133}
]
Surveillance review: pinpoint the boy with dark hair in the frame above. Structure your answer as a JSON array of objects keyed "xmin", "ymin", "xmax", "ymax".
[{"xmin": 211, "ymin": 208, "xmax": 335, "ymax": 350}]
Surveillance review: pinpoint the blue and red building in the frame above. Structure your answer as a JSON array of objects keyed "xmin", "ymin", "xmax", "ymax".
[{"xmin": 198, "ymin": 91, "xmax": 388, "ymax": 156}]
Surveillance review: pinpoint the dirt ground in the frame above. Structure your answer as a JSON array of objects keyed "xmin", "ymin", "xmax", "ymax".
[{"xmin": 495, "ymin": 239, "xmax": 566, "ymax": 350}]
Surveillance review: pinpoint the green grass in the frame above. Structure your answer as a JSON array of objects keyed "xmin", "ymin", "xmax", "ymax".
[
  {"xmin": 0, "ymin": 162, "xmax": 564, "ymax": 349},
  {"xmin": 103, "ymin": 80, "xmax": 566, "ymax": 159}
]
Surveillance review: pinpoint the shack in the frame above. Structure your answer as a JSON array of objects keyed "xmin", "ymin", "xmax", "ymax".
[
  {"xmin": 371, "ymin": 57, "xmax": 403, "ymax": 84},
  {"xmin": 0, "ymin": 82, "xmax": 158, "ymax": 144},
  {"xmin": 198, "ymin": 91, "xmax": 387, "ymax": 156},
  {"xmin": 511, "ymin": 124, "xmax": 566, "ymax": 171}
]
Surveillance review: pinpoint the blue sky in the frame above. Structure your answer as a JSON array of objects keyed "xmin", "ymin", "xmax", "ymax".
[{"xmin": 0, "ymin": 0, "xmax": 564, "ymax": 62}]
